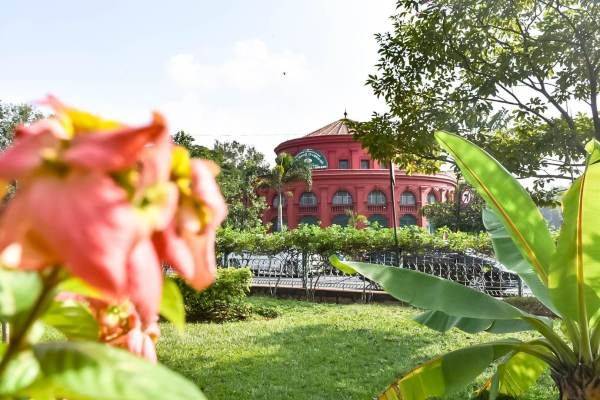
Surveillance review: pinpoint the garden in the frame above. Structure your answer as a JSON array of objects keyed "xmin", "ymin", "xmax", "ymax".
[{"xmin": 1, "ymin": 0, "xmax": 600, "ymax": 399}]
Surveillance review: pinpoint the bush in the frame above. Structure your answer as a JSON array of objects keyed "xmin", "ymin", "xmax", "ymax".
[
  {"xmin": 216, "ymin": 224, "xmax": 492, "ymax": 259},
  {"xmin": 175, "ymin": 268, "xmax": 253, "ymax": 322}
]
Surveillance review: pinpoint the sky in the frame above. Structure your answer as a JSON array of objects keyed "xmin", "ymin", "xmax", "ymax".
[{"xmin": 0, "ymin": 1, "xmax": 396, "ymax": 162}]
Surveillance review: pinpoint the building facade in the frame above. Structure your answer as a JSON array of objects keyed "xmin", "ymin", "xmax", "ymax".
[{"xmin": 261, "ymin": 119, "xmax": 456, "ymax": 230}]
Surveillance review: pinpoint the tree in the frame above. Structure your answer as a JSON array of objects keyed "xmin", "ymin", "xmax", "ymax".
[
  {"xmin": 173, "ymin": 132, "xmax": 269, "ymax": 229},
  {"xmin": 356, "ymin": 0, "xmax": 599, "ymax": 195},
  {"xmin": 333, "ymin": 131, "xmax": 600, "ymax": 399},
  {"xmin": 0, "ymin": 100, "xmax": 43, "ymax": 150},
  {"xmin": 257, "ymin": 153, "xmax": 312, "ymax": 232},
  {"xmin": 421, "ymin": 183, "xmax": 486, "ymax": 232}
]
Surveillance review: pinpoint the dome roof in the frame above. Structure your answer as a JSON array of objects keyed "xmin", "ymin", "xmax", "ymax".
[{"xmin": 304, "ymin": 119, "xmax": 355, "ymax": 137}]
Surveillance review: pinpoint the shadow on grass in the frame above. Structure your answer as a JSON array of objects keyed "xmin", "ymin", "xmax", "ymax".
[{"xmin": 159, "ymin": 321, "xmax": 446, "ymax": 400}]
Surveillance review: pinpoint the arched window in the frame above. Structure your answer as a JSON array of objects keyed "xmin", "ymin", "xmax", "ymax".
[
  {"xmin": 332, "ymin": 191, "xmax": 353, "ymax": 205},
  {"xmin": 299, "ymin": 192, "xmax": 317, "ymax": 206},
  {"xmin": 331, "ymin": 214, "xmax": 350, "ymax": 227},
  {"xmin": 427, "ymin": 192, "xmax": 437, "ymax": 204},
  {"xmin": 399, "ymin": 214, "xmax": 417, "ymax": 226},
  {"xmin": 400, "ymin": 191, "xmax": 416, "ymax": 206},
  {"xmin": 270, "ymin": 217, "xmax": 287, "ymax": 231},
  {"xmin": 368, "ymin": 214, "xmax": 388, "ymax": 228},
  {"xmin": 272, "ymin": 195, "xmax": 286, "ymax": 207},
  {"xmin": 298, "ymin": 216, "xmax": 319, "ymax": 226},
  {"xmin": 367, "ymin": 190, "xmax": 386, "ymax": 205}
]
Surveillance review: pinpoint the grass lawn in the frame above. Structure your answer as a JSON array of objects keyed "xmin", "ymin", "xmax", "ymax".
[{"xmin": 158, "ymin": 296, "xmax": 557, "ymax": 400}]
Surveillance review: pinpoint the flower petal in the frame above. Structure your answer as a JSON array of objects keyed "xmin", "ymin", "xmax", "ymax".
[
  {"xmin": 152, "ymin": 225, "xmax": 196, "ymax": 281},
  {"xmin": 0, "ymin": 128, "xmax": 59, "ymax": 180},
  {"xmin": 23, "ymin": 171, "xmax": 142, "ymax": 297},
  {"xmin": 63, "ymin": 113, "xmax": 167, "ymax": 172},
  {"xmin": 126, "ymin": 238, "xmax": 162, "ymax": 326}
]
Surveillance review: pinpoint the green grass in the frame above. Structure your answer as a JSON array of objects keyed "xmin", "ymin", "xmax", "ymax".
[{"xmin": 158, "ymin": 296, "xmax": 557, "ymax": 400}]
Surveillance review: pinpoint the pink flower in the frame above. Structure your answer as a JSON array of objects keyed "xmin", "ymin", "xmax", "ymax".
[
  {"xmin": 0, "ymin": 98, "xmax": 171, "ymax": 324},
  {"xmin": 153, "ymin": 151, "xmax": 227, "ymax": 291},
  {"xmin": 0, "ymin": 96, "xmax": 227, "ymax": 330},
  {"xmin": 57, "ymin": 293, "xmax": 160, "ymax": 362}
]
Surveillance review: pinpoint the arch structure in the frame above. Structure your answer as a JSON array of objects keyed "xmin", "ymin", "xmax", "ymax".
[{"xmin": 260, "ymin": 118, "xmax": 456, "ymax": 229}]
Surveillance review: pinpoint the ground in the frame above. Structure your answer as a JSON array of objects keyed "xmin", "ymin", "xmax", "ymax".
[{"xmin": 158, "ymin": 296, "xmax": 557, "ymax": 400}]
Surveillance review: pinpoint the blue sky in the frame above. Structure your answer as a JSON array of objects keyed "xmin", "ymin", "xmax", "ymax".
[{"xmin": 0, "ymin": 1, "xmax": 395, "ymax": 160}]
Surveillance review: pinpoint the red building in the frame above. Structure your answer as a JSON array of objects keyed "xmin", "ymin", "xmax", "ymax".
[{"xmin": 261, "ymin": 118, "xmax": 456, "ymax": 230}]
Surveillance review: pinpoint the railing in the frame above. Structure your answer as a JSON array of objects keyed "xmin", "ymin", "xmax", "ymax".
[
  {"xmin": 222, "ymin": 250, "xmax": 526, "ymax": 300},
  {"xmin": 298, "ymin": 205, "xmax": 319, "ymax": 214},
  {"xmin": 399, "ymin": 205, "xmax": 417, "ymax": 213},
  {"xmin": 331, "ymin": 204, "xmax": 354, "ymax": 213},
  {"xmin": 367, "ymin": 204, "xmax": 387, "ymax": 212}
]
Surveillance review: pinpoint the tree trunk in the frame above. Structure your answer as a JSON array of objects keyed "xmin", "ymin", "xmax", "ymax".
[
  {"xmin": 277, "ymin": 191, "xmax": 284, "ymax": 232},
  {"xmin": 553, "ymin": 365, "xmax": 600, "ymax": 400}
]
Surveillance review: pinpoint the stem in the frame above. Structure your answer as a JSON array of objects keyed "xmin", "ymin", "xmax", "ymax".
[{"xmin": 0, "ymin": 268, "xmax": 61, "ymax": 377}]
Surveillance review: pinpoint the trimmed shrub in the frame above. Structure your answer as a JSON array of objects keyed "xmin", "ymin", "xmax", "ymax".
[{"xmin": 175, "ymin": 268, "xmax": 253, "ymax": 322}]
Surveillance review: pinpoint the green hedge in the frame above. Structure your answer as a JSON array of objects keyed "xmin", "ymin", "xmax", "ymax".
[
  {"xmin": 216, "ymin": 224, "xmax": 492, "ymax": 257},
  {"xmin": 175, "ymin": 268, "xmax": 253, "ymax": 322}
]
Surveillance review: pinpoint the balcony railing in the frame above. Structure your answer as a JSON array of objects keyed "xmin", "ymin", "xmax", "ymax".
[
  {"xmin": 298, "ymin": 205, "xmax": 319, "ymax": 214},
  {"xmin": 367, "ymin": 204, "xmax": 387, "ymax": 212},
  {"xmin": 331, "ymin": 204, "xmax": 354, "ymax": 213},
  {"xmin": 399, "ymin": 205, "xmax": 417, "ymax": 213}
]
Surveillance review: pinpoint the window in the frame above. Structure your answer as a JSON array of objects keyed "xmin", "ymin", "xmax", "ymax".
[
  {"xmin": 298, "ymin": 216, "xmax": 319, "ymax": 226},
  {"xmin": 368, "ymin": 214, "xmax": 388, "ymax": 228},
  {"xmin": 367, "ymin": 190, "xmax": 386, "ymax": 205},
  {"xmin": 427, "ymin": 192, "xmax": 437, "ymax": 204},
  {"xmin": 331, "ymin": 214, "xmax": 350, "ymax": 227},
  {"xmin": 400, "ymin": 191, "xmax": 416, "ymax": 206},
  {"xmin": 332, "ymin": 191, "xmax": 353, "ymax": 205},
  {"xmin": 338, "ymin": 159, "xmax": 349, "ymax": 169},
  {"xmin": 272, "ymin": 195, "xmax": 286, "ymax": 207},
  {"xmin": 299, "ymin": 192, "xmax": 317, "ymax": 206},
  {"xmin": 360, "ymin": 160, "xmax": 370, "ymax": 169},
  {"xmin": 399, "ymin": 214, "xmax": 417, "ymax": 226}
]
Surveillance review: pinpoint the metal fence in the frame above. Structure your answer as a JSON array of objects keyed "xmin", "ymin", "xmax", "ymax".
[{"xmin": 222, "ymin": 250, "xmax": 526, "ymax": 299}]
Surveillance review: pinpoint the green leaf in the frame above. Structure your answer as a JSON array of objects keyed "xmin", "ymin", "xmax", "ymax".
[
  {"xmin": 0, "ymin": 269, "xmax": 42, "ymax": 321},
  {"xmin": 434, "ymin": 131, "xmax": 555, "ymax": 285},
  {"xmin": 482, "ymin": 208, "xmax": 556, "ymax": 314},
  {"xmin": 56, "ymin": 277, "xmax": 102, "ymax": 299},
  {"xmin": 378, "ymin": 341, "xmax": 519, "ymax": 400},
  {"xmin": 159, "ymin": 277, "xmax": 185, "ymax": 332},
  {"xmin": 483, "ymin": 352, "xmax": 547, "ymax": 400},
  {"xmin": 414, "ymin": 310, "xmax": 536, "ymax": 334},
  {"xmin": 330, "ymin": 257, "xmax": 523, "ymax": 320},
  {"xmin": 0, "ymin": 350, "xmax": 41, "ymax": 395},
  {"xmin": 548, "ymin": 159, "xmax": 600, "ymax": 324},
  {"xmin": 42, "ymin": 300, "xmax": 99, "ymax": 340},
  {"xmin": 32, "ymin": 341, "xmax": 206, "ymax": 400}
]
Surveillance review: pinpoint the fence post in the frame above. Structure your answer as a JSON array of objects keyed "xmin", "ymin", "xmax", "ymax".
[
  {"xmin": 301, "ymin": 251, "xmax": 309, "ymax": 299},
  {"xmin": 517, "ymin": 277, "xmax": 523, "ymax": 297}
]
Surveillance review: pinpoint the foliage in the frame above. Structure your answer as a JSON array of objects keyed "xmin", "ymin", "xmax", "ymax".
[
  {"xmin": 174, "ymin": 268, "xmax": 254, "ymax": 323},
  {"xmin": 158, "ymin": 296, "xmax": 556, "ymax": 400},
  {"xmin": 216, "ymin": 224, "xmax": 492, "ymax": 258},
  {"xmin": 421, "ymin": 183, "xmax": 486, "ymax": 232},
  {"xmin": 332, "ymin": 131, "xmax": 600, "ymax": 398},
  {"xmin": 355, "ymin": 0, "xmax": 599, "ymax": 197},
  {"xmin": 257, "ymin": 152, "xmax": 312, "ymax": 232},
  {"xmin": 0, "ymin": 101, "xmax": 43, "ymax": 150},
  {"xmin": 173, "ymin": 131, "xmax": 269, "ymax": 230}
]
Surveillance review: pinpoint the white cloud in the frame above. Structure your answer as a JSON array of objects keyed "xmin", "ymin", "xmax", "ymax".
[{"xmin": 166, "ymin": 39, "xmax": 309, "ymax": 91}]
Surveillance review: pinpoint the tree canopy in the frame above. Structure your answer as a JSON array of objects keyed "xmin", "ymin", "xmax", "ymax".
[
  {"xmin": 0, "ymin": 101, "xmax": 43, "ymax": 150},
  {"xmin": 355, "ymin": 0, "xmax": 599, "ymax": 194}
]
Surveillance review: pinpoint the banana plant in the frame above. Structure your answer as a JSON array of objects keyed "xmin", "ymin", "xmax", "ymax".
[{"xmin": 331, "ymin": 131, "xmax": 600, "ymax": 400}]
